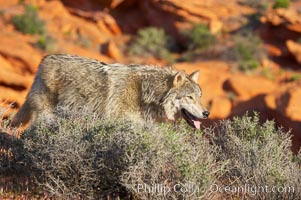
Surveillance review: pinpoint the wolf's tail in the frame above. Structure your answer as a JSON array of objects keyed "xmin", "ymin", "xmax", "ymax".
[{"xmin": 10, "ymin": 100, "xmax": 32, "ymax": 127}]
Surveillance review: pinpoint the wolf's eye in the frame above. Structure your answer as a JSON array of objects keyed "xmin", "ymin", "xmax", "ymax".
[{"xmin": 187, "ymin": 96, "xmax": 193, "ymax": 100}]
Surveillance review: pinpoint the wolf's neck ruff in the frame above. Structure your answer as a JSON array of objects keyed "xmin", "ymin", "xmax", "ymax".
[{"xmin": 11, "ymin": 54, "xmax": 209, "ymax": 128}]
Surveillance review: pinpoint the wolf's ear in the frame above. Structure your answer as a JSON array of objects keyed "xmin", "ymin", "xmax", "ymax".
[
  {"xmin": 173, "ymin": 71, "xmax": 186, "ymax": 87},
  {"xmin": 189, "ymin": 70, "xmax": 200, "ymax": 83}
]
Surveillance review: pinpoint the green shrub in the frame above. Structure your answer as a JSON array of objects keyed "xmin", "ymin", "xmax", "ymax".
[
  {"xmin": 129, "ymin": 27, "xmax": 174, "ymax": 62},
  {"xmin": 187, "ymin": 24, "xmax": 215, "ymax": 51},
  {"xmin": 35, "ymin": 34, "xmax": 57, "ymax": 52},
  {"xmin": 289, "ymin": 73, "xmax": 301, "ymax": 82},
  {"xmin": 209, "ymin": 113, "xmax": 301, "ymax": 199},
  {"xmin": 261, "ymin": 67, "xmax": 275, "ymax": 80},
  {"xmin": 2, "ymin": 109, "xmax": 301, "ymax": 199},
  {"xmin": 231, "ymin": 31, "xmax": 265, "ymax": 71},
  {"xmin": 273, "ymin": 0, "xmax": 290, "ymax": 9},
  {"xmin": 240, "ymin": 0, "xmax": 270, "ymax": 11},
  {"xmin": 18, "ymin": 110, "xmax": 223, "ymax": 199},
  {"xmin": 11, "ymin": 4, "xmax": 45, "ymax": 35},
  {"xmin": 178, "ymin": 24, "xmax": 216, "ymax": 61},
  {"xmin": 78, "ymin": 34, "xmax": 92, "ymax": 48}
]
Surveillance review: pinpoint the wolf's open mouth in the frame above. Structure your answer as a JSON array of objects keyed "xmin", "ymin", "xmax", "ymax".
[{"xmin": 181, "ymin": 109, "xmax": 201, "ymax": 129}]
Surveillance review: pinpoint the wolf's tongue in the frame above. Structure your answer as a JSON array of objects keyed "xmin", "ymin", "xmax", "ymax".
[{"xmin": 193, "ymin": 120, "xmax": 201, "ymax": 129}]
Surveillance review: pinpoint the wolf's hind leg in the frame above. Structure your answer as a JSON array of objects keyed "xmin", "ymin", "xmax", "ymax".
[
  {"xmin": 10, "ymin": 99, "xmax": 32, "ymax": 127},
  {"xmin": 11, "ymin": 81, "xmax": 56, "ymax": 127}
]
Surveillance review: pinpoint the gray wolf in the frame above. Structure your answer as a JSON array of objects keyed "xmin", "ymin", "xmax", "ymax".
[{"xmin": 11, "ymin": 54, "xmax": 209, "ymax": 128}]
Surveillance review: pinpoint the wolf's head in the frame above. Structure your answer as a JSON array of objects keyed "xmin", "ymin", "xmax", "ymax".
[{"xmin": 161, "ymin": 70, "xmax": 209, "ymax": 129}]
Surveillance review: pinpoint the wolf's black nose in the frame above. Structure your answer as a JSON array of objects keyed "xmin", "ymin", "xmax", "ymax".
[{"xmin": 203, "ymin": 111, "xmax": 210, "ymax": 118}]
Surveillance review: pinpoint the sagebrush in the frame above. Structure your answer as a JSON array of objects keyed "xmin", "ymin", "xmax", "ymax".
[
  {"xmin": 35, "ymin": 34, "xmax": 57, "ymax": 52},
  {"xmin": 19, "ymin": 110, "xmax": 222, "ymax": 199},
  {"xmin": 179, "ymin": 24, "xmax": 217, "ymax": 62},
  {"xmin": 229, "ymin": 30, "xmax": 266, "ymax": 71},
  {"xmin": 273, "ymin": 0, "xmax": 290, "ymax": 9},
  {"xmin": 128, "ymin": 27, "xmax": 174, "ymax": 62},
  {"xmin": 208, "ymin": 113, "xmax": 301, "ymax": 199},
  {"xmin": 11, "ymin": 4, "xmax": 45, "ymax": 35},
  {"xmin": 1, "ymin": 110, "xmax": 300, "ymax": 199},
  {"xmin": 186, "ymin": 24, "xmax": 215, "ymax": 51}
]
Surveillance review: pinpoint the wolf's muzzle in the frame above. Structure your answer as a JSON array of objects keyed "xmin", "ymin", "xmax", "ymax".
[{"xmin": 202, "ymin": 111, "xmax": 210, "ymax": 118}]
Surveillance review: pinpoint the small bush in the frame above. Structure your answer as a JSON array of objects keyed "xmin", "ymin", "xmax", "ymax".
[
  {"xmin": 186, "ymin": 24, "xmax": 215, "ymax": 51},
  {"xmin": 209, "ymin": 113, "xmax": 301, "ymax": 199},
  {"xmin": 2, "ymin": 110, "xmax": 301, "ymax": 199},
  {"xmin": 178, "ymin": 24, "xmax": 216, "ymax": 62},
  {"xmin": 35, "ymin": 34, "xmax": 57, "ymax": 52},
  {"xmin": 129, "ymin": 27, "xmax": 174, "ymax": 62},
  {"xmin": 231, "ymin": 31, "xmax": 265, "ymax": 71},
  {"xmin": 288, "ymin": 73, "xmax": 301, "ymax": 82},
  {"xmin": 11, "ymin": 4, "xmax": 45, "ymax": 35},
  {"xmin": 261, "ymin": 67, "xmax": 275, "ymax": 80},
  {"xmin": 19, "ymin": 111, "xmax": 223, "ymax": 199},
  {"xmin": 239, "ymin": 0, "xmax": 271, "ymax": 12},
  {"xmin": 77, "ymin": 33, "xmax": 93, "ymax": 48},
  {"xmin": 273, "ymin": 0, "xmax": 290, "ymax": 9}
]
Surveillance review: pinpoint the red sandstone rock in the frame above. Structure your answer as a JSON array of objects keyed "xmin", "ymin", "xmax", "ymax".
[
  {"xmin": 261, "ymin": 8, "xmax": 301, "ymax": 26},
  {"xmin": 106, "ymin": 41, "xmax": 122, "ymax": 61},
  {"xmin": 225, "ymin": 75, "xmax": 277, "ymax": 100},
  {"xmin": 0, "ymin": 56, "xmax": 32, "ymax": 88},
  {"xmin": 287, "ymin": 24, "xmax": 301, "ymax": 34},
  {"xmin": 209, "ymin": 96, "xmax": 232, "ymax": 119},
  {"xmin": 101, "ymin": 14, "xmax": 122, "ymax": 36},
  {"xmin": 0, "ymin": 0, "xmax": 18, "ymax": 8},
  {"xmin": 0, "ymin": 34, "xmax": 42, "ymax": 74},
  {"xmin": 137, "ymin": 0, "xmax": 255, "ymax": 41},
  {"xmin": 266, "ymin": 85, "xmax": 301, "ymax": 122},
  {"xmin": 266, "ymin": 44, "xmax": 283, "ymax": 57},
  {"xmin": 286, "ymin": 88, "xmax": 301, "ymax": 121},
  {"xmin": 0, "ymin": 86, "xmax": 27, "ymax": 107},
  {"xmin": 209, "ymin": 19, "xmax": 223, "ymax": 34},
  {"xmin": 264, "ymin": 83, "xmax": 301, "ymax": 152},
  {"xmin": 286, "ymin": 40, "xmax": 301, "ymax": 64},
  {"xmin": 61, "ymin": 42, "xmax": 112, "ymax": 63}
]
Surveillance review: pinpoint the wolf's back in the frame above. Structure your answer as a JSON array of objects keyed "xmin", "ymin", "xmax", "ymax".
[
  {"xmin": 11, "ymin": 54, "xmax": 111, "ymax": 126},
  {"xmin": 11, "ymin": 54, "xmax": 177, "ymax": 127}
]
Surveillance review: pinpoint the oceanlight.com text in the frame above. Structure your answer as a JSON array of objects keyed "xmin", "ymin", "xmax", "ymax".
[{"xmin": 209, "ymin": 184, "xmax": 295, "ymax": 196}]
